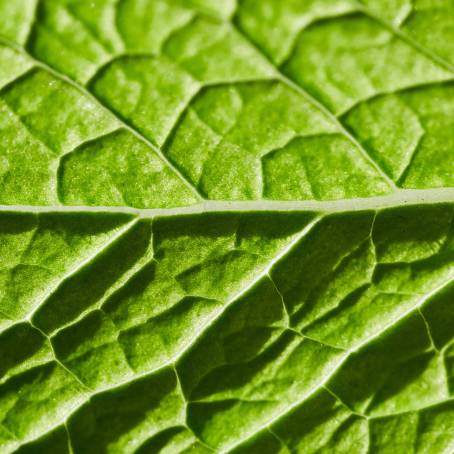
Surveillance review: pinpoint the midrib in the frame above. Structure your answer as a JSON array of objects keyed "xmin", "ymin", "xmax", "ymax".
[{"xmin": 0, "ymin": 188, "xmax": 452, "ymax": 217}]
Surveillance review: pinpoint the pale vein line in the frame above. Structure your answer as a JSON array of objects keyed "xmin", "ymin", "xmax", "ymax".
[
  {"xmin": 26, "ymin": 218, "xmax": 139, "ymax": 322},
  {"xmin": 30, "ymin": 321, "xmax": 92, "ymax": 392},
  {"xmin": 0, "ymin": 188, "xmax": 452, "ymax": 218},
  {"xmin": 0, "ymin": 6, "xmax": 452, "ymax": 450},
  {"xmin": 228, "ymin": 21, "xmax": 398, "ymax": 190},
  {"xmin": 145, "ymin": 216, "xmax": 322, "ymax": 374},
  {"xmin": 0, "ymin": 36, "xmax": 205, "ymax": 203},
  {"xmin": 355, "ymin": 1, "xmax": 454, "ymax": 74},
  {"xmin": 7, "ymin": 194, "xmax": 453, "ymax": 450},
  {"xmin": 367, "ymin": 397, "xmax": 454, "ymax": 421},
  {"xmin": 8, "ymin": 215, "xmax": 323, "ymax": 452},
  {"xmin": 278, "ymin": 73, "xmax": 398, "ymax": 190},
  {"xmin": 222, "ymin": 277, "xmax": 454, "ymax": 453}
]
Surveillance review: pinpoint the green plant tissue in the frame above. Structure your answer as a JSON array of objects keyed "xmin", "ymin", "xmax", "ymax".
[{"xmin": 0, "ymin": 0, "xmax": 453, "ymax": 452}]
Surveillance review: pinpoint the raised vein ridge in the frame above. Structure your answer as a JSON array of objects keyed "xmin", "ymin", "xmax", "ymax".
[{"xmin": 0, "ymin": 188, "xmax": 452, "ymax": 217}]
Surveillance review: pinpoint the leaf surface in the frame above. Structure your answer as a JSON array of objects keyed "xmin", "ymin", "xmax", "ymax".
[{"xmin": 0, "ymin": 1, "xmax": 453, "ymax": 452}]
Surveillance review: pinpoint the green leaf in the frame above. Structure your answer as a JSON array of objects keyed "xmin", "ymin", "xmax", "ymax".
[{"xmin": 0, "ymin": 0, "xmax": 452, "ymax": 453}]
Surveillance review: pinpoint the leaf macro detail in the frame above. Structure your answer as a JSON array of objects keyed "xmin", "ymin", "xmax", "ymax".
[{"xmin": 0, "ymin": 0, "xmax": 453, "ymax": 452}]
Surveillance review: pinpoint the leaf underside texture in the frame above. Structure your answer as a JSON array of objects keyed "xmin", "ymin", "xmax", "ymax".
[{"xmin": 0, "ymin": 0, "xmax": 453, "ymax": 453}]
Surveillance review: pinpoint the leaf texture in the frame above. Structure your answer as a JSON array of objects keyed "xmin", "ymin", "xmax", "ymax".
[{"xmin": 0, "ymin": 0, "xmax": 453, "ymax": 453}]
